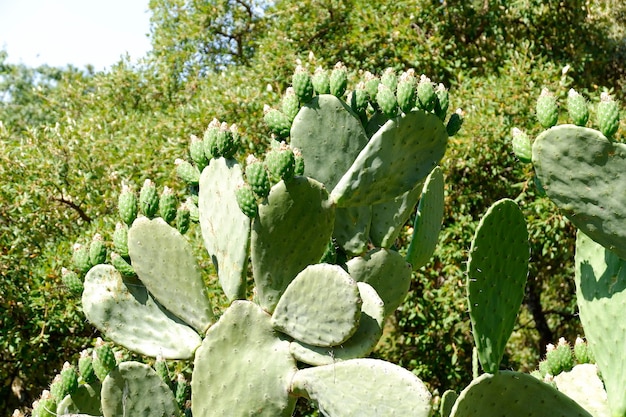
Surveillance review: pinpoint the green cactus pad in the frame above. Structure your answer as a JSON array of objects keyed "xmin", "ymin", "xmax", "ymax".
[
  {"xmin": 56, "ymin": 381, "xmax": 102, "ymax": 416},
  {"xmin": 331, "ymin": 110, "xmax": 447, "ymax": 207},
  {"xmin": 466, "ymin": 199, "xmax": 529, "ymax": 374},
  {"xmin": 553, "ymin": 364, "xmax": 610, "ymax": 417},
  {"xmin": 289, "ymin": 282, "xmax": 384, "ymax": 366},
  {"xmin": 128, "ymin": 216, "xmax": 214, "ymax": 334},
  {"xmin": 449, "ymin": 371, "xmax": 592, "ymax": 417},
  {"xmin": 101, "ymin": 361, "xmax": 178, "ymax": 417},
  {"xmin": 82, "ymin": 265, "xmax": 201, "ymax": 359},
  {"xmin": 531, "ymin": 124, "xmax": 626, "ymax": 259},
  {"xmin": 333, "ymin": 206, "xmax": 371, "ymax": 255},
  {"xmin": 198, "ymin": 157, "xmax": 251, "ymax": 301},
  {"xmin": 575, "ymin": 231, "xmax": 626, "ymax": 416},
  {"xmin": 191, "ymin": 300, "xmax": 297, "ymax": 417},
  {"xmin": 271, "ymin": 263, "xmax": 362, "ymax": 347},
  {"xmin": 440, "ymin": 390, "xmax": 458, "ymax": 417},
  {"xmin": 251, "ymin": 177, "xmax": 335, "ymax": 312},
  {"xmin": 406, "ymin": 166, "xmax": 445, "ymax": 270},
  {"xmin": 369, "ymin": 178, "xmax": 424, "ymax": 248},
  {"xmin": 346, "ymin": 248, "xmax": 412, "ymax": 317},
  {"xmin": 291, "ymin": 358, "xmax": 432, "ymax": 417}
]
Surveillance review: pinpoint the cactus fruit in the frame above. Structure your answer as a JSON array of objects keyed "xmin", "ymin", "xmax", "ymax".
[
  {"xmin": 245, "ymin": 155, "xmax": 271, "ymax": 199},
  {"xmin": 329, "ymin": 62, "xmax": 348, "ymax": 97},
  {"xmin": 539, "ymin": 338, "xmax": 575, "ymax": 377},
  {"xmin": 175, "ymin": 158, "xmax": 201, "ymax": 186},
  {"xmin": 596, "ymin": 91, "xmax": 620, "ymax": 138},
  {"xmin": 573, "ymin": 337, "xmax": 594, "ymax": 364},
  {"xmin": 417, "ymin": 74, "xmax": 436, "ymax": 112},
  {"xmin": 214, "ymin": 122, "xmax": 239, "ymax": 159},
  {"xmin": 531, "ymin": 124, "xmax": 626, "ymax": 259},
  {"xmin": 434, "ymin": 83, "xmax": 449, "ymax": 121},
  {"xmin": 511, "ymin": 127, "xmax": 532, "ymax": 163},
  {"xmin": 175, "ymin": 373, "xmax": 189, "ymax": 409},
  {"xmin": 350, "ymin": 82, "xmax": 369, "ymax": 117},
  {"xmin": 189, "ymin": 134, "xmax": 209, "ymax": 170},
  {"xmin": 203, "ymin": 118, "xmax": 221, "ymax": 158},
  {"xmin": 78, "ymin": 350, "xmax": 96, "ymax": 384},
  {"xmin": 396, "ymin": 69, "xmax": 417, "ymax": 113},
  {"xmin": 467, "ymin": 199, "xmax": 529, "ymax": 374},
  {"xmin": 117, "ymin": 183, "xmax": 138, "ymax": 226},
  {"xmin": 32, "ymin": 391, "xmax": 56, "ymax": 417},
  {"xmin": 281, "ymin": 87, "xmax": 300, "ymax": 122},
  {"xmin": 50, "ymin": 362, "xmax": 79, "ymax": 402},
  {"xmin": 235, "ymin": 183, "xmax": 258, "ymax": 218},
  {"xmin": 380, "ymin": 67, "xmax": 398, "ymax": 91},
  {"xmin": 176, "ymin": 203, "xmax": 191, "ymax": 234},
  {"xmin": 71, "ymin": 243, "xmax": 91, "ymax": 274},
  {"xmin": 312, "ymin": 66, "xmax": 331, "ymax": 95},
  {"xmin": 88, "ymin": 233, "xmax": 107, "ymax": 265},
  {"xmin": 376, "ymin": 82, "xmax": 398, "ymax": 118},
  {"xmin": 92, "ymin": 340, "xmax": 116, "ymax": 382},
  {"xmin": 567, "ymin": 89, "xmax": 589, "ymax": 126},
  {"xmin": 264, "ymin": 143, "xmax": 296, "ymax": 183},
  {"xmin": 446, "ymin": 109, "xmax": 464, "ymax": 136},
  {"xmin": 158, "ymin": 186, "xmax": 177, "ymax": 224},
  {"xmin": 292, "ymin": 65, "xmax": 314, "ymax": 103},
  {"xmin": 61, "ymin": 267, "xmax": 83, "ymax": 294},
  {"xmin": 139, "ymin": 179, "xmax": 159, "ymax": 218},
  {"xmin": 112, "ymin": 222, "xmax": 129, "ymax": 258},
  {"xmin": 536, "ymin": 88, "xmax": 559, "ymax": 128}
]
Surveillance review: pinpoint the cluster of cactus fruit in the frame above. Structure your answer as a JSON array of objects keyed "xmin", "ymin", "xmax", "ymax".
[{"xmin": 32, "ymin": 63, "xmax": 625, "ymax": 417}]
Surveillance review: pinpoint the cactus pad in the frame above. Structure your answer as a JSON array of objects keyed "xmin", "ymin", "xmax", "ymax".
[
  {"xmin": 574, "ymin": 231, "xmax": 626, "ymax": 416},
  {"xmin": 291, "ymin": 358, "xmax": 432, "ymax": 417},
  {"xmin": 101, "ymin": 361, "xmax": 178, "ymax": 417},
  {"xmin": 191, "ymin": 300, "xmax": 297, "ymax": 417},
  {"xmin": 532, "ymin": 124, "xmax": 626, "ymax": 259},
  {"xmin": 406, "ymin": 166, "xmax": 445, "ymax": 270},
  {"xmin": 466, "ymin": 199, "xmax": 529, "ymax": 373},
  {"xmin": 128, "ymin": 216, "xmax": 214, "ymax": 334},
  {"xmin": 251, "ymin": 177, "xmax": 335, "ymax": 312},
  {"xmin": 82, "ymin": 265, "xmax": 201, "ymax": 359},
  {"xmin": 449, "ymin": 371, "xmax": 592, "ymax": 417},
  {"xmin": 553, "ymin": 364, "xmax": 610, "ymax": 417},
  {"xmin": 271, "ymin": 263, "xmax": 362, "ymax": 347},
  {"xmin": 331, "ymin": 110, "xmax": 447, "ymax": 207},
  {"xmin": 199, "ymin": 157, "xmax": 251, "ymax": 301}
]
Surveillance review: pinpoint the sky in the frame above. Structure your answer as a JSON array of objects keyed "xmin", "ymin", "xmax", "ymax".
[{"xmin": 0, "ymin": 0, "xmax": 153, "ymax": 71}]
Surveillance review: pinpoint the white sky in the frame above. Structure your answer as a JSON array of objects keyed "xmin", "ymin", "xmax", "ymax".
[{"xmin": 0, "ymin": 0, "xmax": 152, "ymax": 70}]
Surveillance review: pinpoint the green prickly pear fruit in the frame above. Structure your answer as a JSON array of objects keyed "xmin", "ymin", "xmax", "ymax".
[
  {"xmin": 292, "ymin": 64, "xmax": 314, "ymax": 103},
  {"xmin": 50, "ymin": 362, "xmax": 79, "ymax": 402},
  {"xmin": 330, "ymin": 62, "xmax": 348, "ymax": 97},
  {"xmin": 350, "ymin": 82, "xmax": 369, "ymax": 116},
  {"xmin": 293, "ymin": 148, "xmax": 305, "ymax": 177},
  {"xmin": 78, "ymin": 349, "xmax": 96, "ymax": 384},
  {"xmin": 263, "ymin": 105, "xmax": 291, "ymax": 139},
  {"xmin": 536, "ymin": 88, "xmax": 559, "ymax": 128},
  {"xmin": 175, "ymin": 158, "xmax": 200, "ymax": 186},
  {"xmin": 176, "ymin": 203, "xmax": 191, "ymax": 235},
  {"xmin": 417, "ymin": 74, "xmax": 436, "ymax": 112},
  {"xmin": 215, "ymin": 122, "xmax": 239, "ymax": 159},
  {"xmin": 117, "ymin": 183, "xmax": 138, "ymax": 226},
  {"xmin": 573, "ymin": 337, "xmax": 594, "ymax": 364},
  {"xmin": 597, "ymin": 91, "xmax": 620, "ymax": 138},
  {"xmin": 139, "ymin": 179, "xmax": 159, "ymax": 218},
  {"xmin": 434, "ymin": 83, "xmax": 449, "ymax": 121},
  {"xmin": 235, "ymin": 183, "xmax": 258, "ymax": 219},
  {"xmin": 154, "ymin": 355, "xmax": 170, "ymax": 385},
  {"xmin": 380, "ymin": 67, "xmax": 398, "ymax": 91},
  {"xmin": 110, "ymin": 252, "xmax": 135, "ymax": 278},
  {"xmin": 72, "ymin": 243, "xmax": 91, "ymax": 274},
  {"xmin": 511, "ymin": 128, "xmax": 532, "ymax": 163},
  {"xmin": 282, "ymin": 87, "xmax": 300, "ymax": 122},
  {"xmin": 185, "ymin": 196, "xmax": 199, "ymax": 222},
  {"xmin": 175, "ymin": 373, "xmax": 189, "ymax": 409},
  {"xmin": 93, "ymin": 339, "xmax": 116, "ymax": 382},
  {"xmin": 158, "ymin": 186, "xmax": 177, "ymax": 224},
  {"xmin": 89, "ymin": 233, "xmax": 107, "ymax": 265},
  {"xmin": 446, "ymin": 109, "xmax": 464, "ymax": 136},
  {"xmin": 396, "ymin": 69, "xmax": 417, "ymax": 113},
  {"xmin": 363, "ymin": 71, "xmax": 380, "ymax": 105},
  {"xmin": 189, "ymin": 134, "xmax": 209, "ymax": 170},
  {"xmin": 61, "ymin": 267, "xmax": 83, "ymax": 294},
  {"xmin": 32, "ymin": 391, "xmax": 56, "ymax": 417},
  {"xmin": 540, "ymin": 338, "xmax": 575, "ymax": 377},
  {"xmin": 112, "ymin": 222, "xmax": 129, "ymax": 258},
  {"xmin": 265, "ymin": 143, "xmax": 296, "ymax": 183},
  {"xmin": 312, "ymin": 66, "xmax": 330, "ymax": 95},
  {"xmin": 567, "ymin": 88, "xmax": 589, "ymax": 126},
  {"xmin": 245, "ymin": 155, "xmax": 271, "ymax": 199},
  {"xmin": 203, "ymin": 118, "xmax": 221, "ymax": 158},
  {"xmin": 376, "ymin": 82, "xmax": 398, "ymax": 118}
]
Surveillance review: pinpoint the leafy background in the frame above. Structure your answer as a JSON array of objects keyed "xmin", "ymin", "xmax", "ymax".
[{"xmin": 1, "ymin": 0, "xmax": 625, "ymax": 414}]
